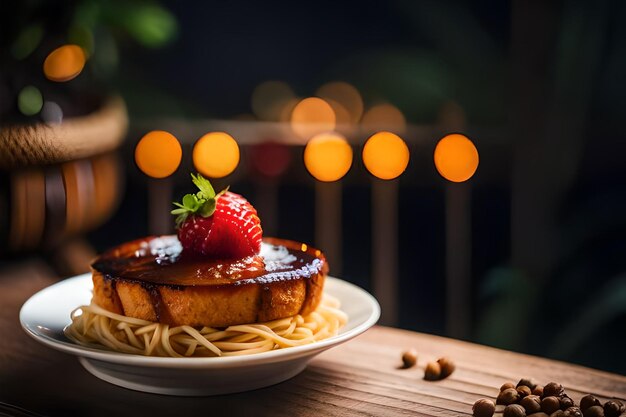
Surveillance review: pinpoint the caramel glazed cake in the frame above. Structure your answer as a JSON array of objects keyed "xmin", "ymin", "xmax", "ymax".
[{"xmin": 90, "ymin": 236, "xmax": 328, "ymax": 328}]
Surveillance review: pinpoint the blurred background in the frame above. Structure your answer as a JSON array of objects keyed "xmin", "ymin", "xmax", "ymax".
[{"xmin": 1, "ymin": 0, "xmax": 625, "ymax": 375}]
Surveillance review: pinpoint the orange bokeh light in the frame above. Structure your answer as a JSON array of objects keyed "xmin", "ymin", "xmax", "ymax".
[
  {"xmin": 135, "ymin": 131, "xmax": 182, "ymax": 178},
  {"xmin": 304, "ymin": 132, "xmax": 353, "ymax": 182},
  {"xmin": 279, "ymin": 98, "xmax": 299, "ymax": 122},
  {"xmin": 362, "ymin": 131, "xmax": 410, "ymax": 180},
  {"xmin": 251, "ymin": 81, "xmax": 296, "ymax": 121},
  {"xmin": 193, "ymin": 132, "xmax": 240, "ymax": 178},
  {"xmin": 434, "ymin": 133, "xmax": 479, "ymax": 182},
  {"xmin": 325, "ymin": 99, "xmax": 351, "ymax": 130},
  {"xmin": 316, "ymin": 81, "xmax": 363, "ymax": 124},
  {"xmin": 361, "ymin": 103, "xmax": 406, "ymax": 134},
  {"xmin": 290, "ymin": 97, "xmax": 336, "ymax": 140},
  {"xmin": 43, "ymin": 44, "xmax": 86, "ymax": 82}
]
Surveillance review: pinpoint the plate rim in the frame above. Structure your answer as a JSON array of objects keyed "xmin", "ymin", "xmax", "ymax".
[{"xmin": 20, "ymin": 273, "xmax": 380, "ymax": 369}]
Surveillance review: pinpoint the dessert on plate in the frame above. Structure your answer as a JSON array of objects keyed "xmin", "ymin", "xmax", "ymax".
[{"xmin": 66, "ymin": 174, "xmax": 346, "ymax": 357}]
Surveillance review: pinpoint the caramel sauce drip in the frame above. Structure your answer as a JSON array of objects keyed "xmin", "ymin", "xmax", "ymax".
[{"xmin": 92, "ymin": 236, "xmax": 326, "ymax": 288}]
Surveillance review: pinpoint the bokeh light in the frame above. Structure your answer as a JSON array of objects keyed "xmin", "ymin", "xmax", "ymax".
[
  {"xmin": 434, "ymin": 133, "xmax": 479, "ymax": 182},
  {"xmin": 43, "ymin": 44, "xmax": 86, "ymax": 82},
  {"xmin": 316, "ymin": 81, "xmax": 363, "ymax": 124},
  {"xmin": 362, "ymin": 131, "xmax": 410, "ymax": 180},
  {"xmin": 250, "ymin": 141, "xmax": 292, "ymax": 178},
  {"xmin": 17, "ymin": 86, "xmax": 43, "ymax": 116},
  {"xmin": 41, "ymin": 101, "xmax": 63, "ymax": 125},
  {"xmin": 290, "ymin": 97, "xmax": 336, "ymax": 140},
  {"xmin": 361, "ymin": 103, "xmax": 407, "ymax": 134},
  {"xmin": 68, "ymin": 25, "xmax": 95, "ymax": 57},
  {"xmin": 325, "ymin": 99, "xmax": 351, "ymax": 130},
  {"xmin": 123, "ymin": 4, "xmax": 178, "ymax": 48},
  {"xmin": 193, "ymin": 132, "xmax": 240, "ymax": 178},
  {"xmin": 278, "ymin": 98, "xmax": 299, "ymax": 122},
  {"xmin": 251, "ymin": 81, "xmax": 296, "ymax": 121},
  {"xmin": 135, "ymin": 131, "xmax": 182, "ymax": 178},
  {"xmin": 11, "ymin": 24, "xmax": 43, "ymax": 60},
  {"xmin": 303, "ymin": 132, "xmax": 353, "ymax": 182}
]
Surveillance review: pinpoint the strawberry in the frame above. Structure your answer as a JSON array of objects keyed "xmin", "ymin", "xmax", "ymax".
[{"xmin": 171, "ymin": 173, "xmax": 262, "ymax": 258}]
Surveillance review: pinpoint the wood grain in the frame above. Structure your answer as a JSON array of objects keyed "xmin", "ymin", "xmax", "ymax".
[{"xmin": 0, "ymin": 263, "xmax": 624, "ymax": 417}]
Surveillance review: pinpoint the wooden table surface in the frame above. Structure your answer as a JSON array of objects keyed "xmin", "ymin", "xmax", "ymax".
[{"xmin": 1, "ymin": 261, "xmax": 625, "ymax": 417}]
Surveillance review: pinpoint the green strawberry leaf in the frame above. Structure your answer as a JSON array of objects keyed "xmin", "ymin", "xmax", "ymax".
[
  {"xmin": 183, "ymin": 193, "xmax": 200, "ymax": 210},
  {"xmin": 191, "ymin": 173, "xmax": 216, "ymax": 200},
  {"xmin": 171, "ymin": 173, "xmax": 226, "ymax": 229},
  {"xmin": 198, "ymin": 198, "xmax": 216, "ymax": 217}
]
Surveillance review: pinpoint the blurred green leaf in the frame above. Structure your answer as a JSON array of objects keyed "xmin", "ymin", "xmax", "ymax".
[
  {"xmin": 475, "ymin": 267, "xmax": 536, "ymax": 350},
  {"xmin": 74, "ymin": 0, "xmax": 101, "ymax": 29},
  {"xmin": 125, "ymin": 5, "xmax": 177, "ymax": 48},
  {"xmin": 548, "ymin": 275, "xmax": 626, "ymax": 358},
  {"xmin": 91, "ymin": 28, "xmax": 119, "ymax": 77},
  {"xmin": 11, "ymin": 23, "xmax": 43, "ymax": 60},
  {"xmin": 68, "ymin": 25, "xmax": 95, "ymax": 57},
  {"xmin": 106, "ymin": 2, "xmax": 178, "ymax": 48},
  {"xmin": 333, "ymin": 48, "xmax": 453, "ymax": 122},
  {"xmin": 392, "ymin": 0, "xmax": 505, "ymax": 124},
  {"xmin": 394, "ymin": 0, "xmax": 500, "ymax": 69},
  {"xmin": 557, "ymin": 191, "xmax": 626, "ymax": 270}
]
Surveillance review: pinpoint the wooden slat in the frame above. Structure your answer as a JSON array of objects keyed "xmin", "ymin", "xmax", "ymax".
[
  {"xmin": 315, "ymin": 181, "xmax": 343, "ymax": 275},
  {"xmin": 372, "ymin": 179, "xmax": 399, "ymax": 326},
  {"xmin": 444, "ymin": 182, "xmax": 471, "ymax": 339},
  {"xmin": 148, "ymin": 177, "xmax": 175, "ymax": 236},
  {"xmin": 0, "ymin": 265, "xmax": 624, "ymax": 416}
]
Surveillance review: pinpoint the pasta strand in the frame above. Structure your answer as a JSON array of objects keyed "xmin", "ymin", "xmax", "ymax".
[{"xmin": 65, "ymin": 294, "xmax": 346, "ymax": 358}]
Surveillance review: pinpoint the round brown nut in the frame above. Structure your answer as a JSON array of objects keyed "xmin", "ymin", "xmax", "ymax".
[
  {"xmin": 527, "ymin": 413, "xmax": 549, "ymax": 417},
  {"xmin": 423, "ymin": 361, "xmax": 441, "ymax": 381},
  {"xmin": 550, "ymin": 412, "xmax": 565, "ymax": 417},
  {"xmin": 564, "ymin": 407, "xmax": 582, "ymax": 417},
  {"xmin": 580, "ymin": 395, "xmax": 601, "ymax": 411},
  {"xmin": 517, "ymin": 386, "xmax": 532, "ymax": 398},
  {"xmin": 401, "ymin": 349, "xmax": 417, "ymax": 368},
  {"xmin": 560, "ymin": 396, "xmax": 575, "ymax": 410},
  {"xmin": 532, "ymin": 385, "xmax": 544, "ymax": 397},
  {"xmin": 501, "ymin": 382, "xmax": 516, "ymax": 392},
  {"xmin": 543, "ymin": 383, "xmax": 564, "ymax": 398},
  {"xmin": 437, "ymin": 357, "xmax": 455, "ymax": 378},
  {"xmin": 521, "ymin": 395, "xmax": 542, "ymax": 414},
  {"xmin": 582, "ymin": 405, "xmax": 604, "ymax": 417},
  {"xmin": 504, "ymin": 404, "xmax": 527, "ymax": 417},
  {"xmin": 473, "ymin": 398, "xmax": 496, "ymax": 417},
  {"xmin": 497, "ymin": 388, "xmax": 521, "ymax": 405},
  {"xmin": 603, "ymin": 401, "xmax": 622, "ymax": 417},
  {"xmin": 518, "ymin": 378, "xmax": 537, "ymax": 389},
  {"xmin": 542, "ymin": 397, "xmax": 561, "ymax": 414}
]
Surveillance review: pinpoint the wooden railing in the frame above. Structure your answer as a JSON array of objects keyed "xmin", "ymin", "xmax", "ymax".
[{"xmin": 134, "ymin": 119, "xmax": 504, "ymax": 337}]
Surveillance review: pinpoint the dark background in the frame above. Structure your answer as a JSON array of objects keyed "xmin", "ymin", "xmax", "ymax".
[{"xmin": 2, "ymin": 0, "xmax": 626, "ymax": 375}]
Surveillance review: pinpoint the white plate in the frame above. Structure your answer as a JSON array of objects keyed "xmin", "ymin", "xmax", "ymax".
[{"xmin": 20, "ymin": 274, "xmax": 380, "ymax": 396}]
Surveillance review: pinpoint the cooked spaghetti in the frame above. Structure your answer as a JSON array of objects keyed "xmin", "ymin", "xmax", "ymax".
[{"xmin": 65, "ymin": 294, "xmax": 347, "ymax": 357}]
